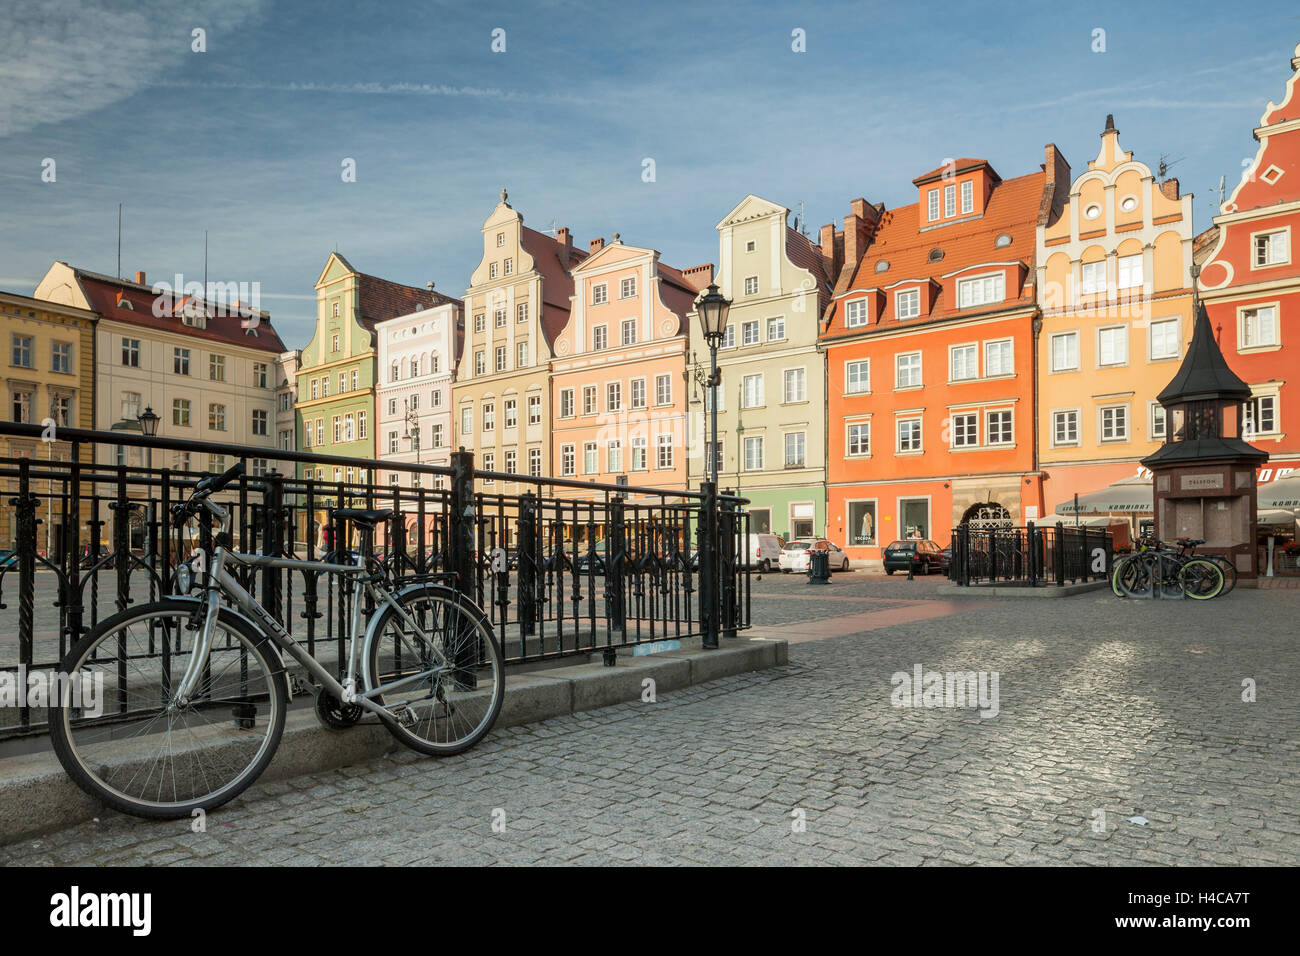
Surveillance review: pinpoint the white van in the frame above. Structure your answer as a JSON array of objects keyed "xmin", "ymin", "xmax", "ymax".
[{"xmin": 739, "ymin": 533, "xmax": 784, "ymax": 572}]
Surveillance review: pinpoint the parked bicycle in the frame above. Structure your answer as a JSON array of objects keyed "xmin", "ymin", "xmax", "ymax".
[
  {"xmin": 1111, "ymin": 537, "xmax": 1229, "ymax": 600},
  {"xmin": 49, "ymin": 462, "xmax": 504, "ymax": 819}
]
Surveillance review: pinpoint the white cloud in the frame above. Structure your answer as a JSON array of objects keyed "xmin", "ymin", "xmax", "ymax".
[{"xmin": 0, "ymin": 0, "xmax": 265, "ymax": 138}]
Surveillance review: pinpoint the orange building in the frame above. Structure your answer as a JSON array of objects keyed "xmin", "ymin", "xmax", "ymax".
[
  {"xmin": 819, "ymin": 149, "xmax": 1068, "ymax": 561},
  {"xmin": 550, "ymin": 235, "xmax": 711, "ymax": 505}
]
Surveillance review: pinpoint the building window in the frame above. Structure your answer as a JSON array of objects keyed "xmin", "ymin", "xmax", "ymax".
[
  {"xmin": 388, "ymin": 431, "xmax": 399, "ymax": 454},
  {"xmin": 173, "ymin": 398, "xmax": 191, "ymax": 427},
  {"xmin": 315, "ymin": 420, "xmax": 323, "ymax": 446},
  {"xmin": 744, "ymin": 276, "xmax": 759, "ymax": 296},
  {"xmin": 1099, "ymin": 405, "xmax": 1128, "ymax": 442},
  {"xmin": 338, "ymin": 373, "xmax": 346, "ymax": 394},
  {"xmin": 582, "ymin": 385, "xmax": 597, "ymax": 415},
  {"xmin": 1150, "ymin": 402, "xmax": 1167, "ymax": 441},
  {"xmin": 944, "ymin": 184, "xmax": 956, "ymax": 218},
  {"xmin": 495, "ymin": 346, "xmax": 507, "ymax": 371},
  {"xmin": 358, "ymin": 410, "xmax": 367, "ymax": 439},
  {"xmin": 505, "ymin": 399, "xmax": 517, "ymax": 428},
  {"xmin": 984, "ymin": 339, "xmax": 1012, "ymax": 377},
  {"xmin": 631, "ymin": 436, "xmax": 647, "ymax": 471},
  {"xmin": 744, "ymin": 436, "xmax": 763, "ymax": 471},
  {"xmin": 783, "ymin": 431, "xmax": 806, "ymax": 468},
  {"xmin": 845, "ymin": 299, "xmax": 869, "ymax": 327},
  {"xmin": 311, "ymin": 379, "xmax": 319, "ymax": 400},
  {"xmin": 496, "ymin": 232, "xmax": 505, "ymax": 247},
  {"xmin": 517, "ymin": 302, "xmax": 528, "ymax": 324},
  {"xmin": 897, "ymin": 418, "xmax": 922, "ymax": 452},
  {"xmin": 489, "ymin": 262, "xmax": 498, "ymax": 279},
  {"xmin": 122, "ymin": 338, "xmax": 140, "ymax": 367},
  {"xmin": 1242, "ymin": 394, "xmax": 1278, "ymax": 437},
  {"xmin": 720, "ymin": 326, "xmax": 735, "ymax": 348},
  {"xmin": 528, "ymin": 447, "xmax": 542, "ymax": 476},
  {"xmin": 895, "ymin": 352, "xmax": 922, "ymax": 388},
  {"xmin": 742, "ymin": 373, "xmax": 763, "ymax": 408},
  {"xmin": 957, "ymin": 273, "xmax": 1005, "ymax": 309},
  {"xmin": 950, "ymin": 344, "xmax": 978, "ymax": 381},
  {"xmin": 494, "ymin": 309, "xmax": 506, "ymax": 328},
  {"xmin": 503, "ymin": 258, "xmax": 513, "ymax": 276},
  {"xmin": 767, "ymin": 316, "xmax": 786, "ymax": 341},
  {"xmin": 206, "ymin": 354, "xmax": 224, "ymax": 381},
  {"xmin": 986, "ymin": 410, "xmax": 1013, "ymax": 445},
  {"xmin": 606, "ymin": 441, "xmax": 622, "ymax": 473},
  {"xmin": 592, "ymin": 283, "xmax": 608, "ymax": 305},
  {"xmin": 742, "ymin": 320, "xmax": 759, "ymax": 345},
  {"xmin": 212, "ymin": 454, "xmax": 227, "ymax": 473},
  {"xmin": 410, "ymin": 357, "xmax": 420, "ymax": 378},
  {"xmin": 517, "ymin": 341, "xmax": 528, "ymax": 367},
  {"xmin": 655, "ymin": 374, "xmax": 672, "ymax": 406},
  {"xmin": 560, "ymin": 389, "xmax": 574, "ymax": 418},
  {"xmin": 474, "ymin": 351, "xmax": 486, "ymax": 376},
  {"xmin": 1149, "ymin": 318, "xmax": 1180, "ymax": 360},
  {"xmin": 621, "ymin": 319, "xmax": 637, "ymax": 345},
  {"xmin": 1239, "ymin": 306, "xmax": 1278, "ymax": 348},
  {"xmin": 122, "ymin": 392, "xmax": 142, "ymax": 420},
  {"xmin": 528, "ymin": 395, "xmax": 542, "ymax": 424},
  {"xmin": 846, "ymin": 360, "xmax": 870, "ymax": 394},
  {"xmin": 1051, "ymin": 331, "xmax": 1079, "ymax": 371},
  {"xmin": 251, "ymin": 409, "xmax": 268, "ymax": 436},
  {"xmin": 505, "ymin": 450, "xmax": 517, "ymax": 474},
  {"xmin": 432, "ymin": 423, "xmax": 444, "ymax": 447},
  {"xmin": 607, "ymin": 381, "xmax": 621, "ymax": 411},
  {"xmin": 1097, "ymin": 326, "xmax": 1128, "ymax": 366},
  {"xmin": 960, "ymin": 180, "xmax": 974, "ymax": 215},
  {"xmin": 483, "ymin": 402, "xmax": 495, "ymax": 431},
  {"xmin": 952, "ymin": 412, "xmax": 978, "ymax": 447},
  {"xmin": 482, "ymin": 454, "xmax": 495, "ymax": 481},
  {"xmin": 561, "ymin": 444, "xmax": 576, "ymax": 476},
  {"xmin": 656, "ymin": 434, "xmax": 674, "ymax": 469},
  {"xmin": 331, "ymin": 333, "xmax": 340, "ymax": 351},
  {"xmin": 208, "ymin": 403, "xmax": 227, "ymax": 431},
  {"xmin": 11, "ymin": 390, "xmax": 31, "ymax": 423},
  {"xmin": 1117, "ymin": 254, "xmax": 1143, "ymax": 290},
  {"xmin": 331, "ymin": 302, "xmax": 340, "ymax": 319},
  {"xmin": 927, "ymin": 189, "xmax": 940, "ymax": 222},
  {"xmin": 630, "ymin": 378, "xmax": 647, "ymax": 409},
  {"xmin": 783, "ymin": 368, "xmax": 806, "ymax": 403},
  {"xmin": 847, "ymin": 423, "xmax": 870, "ymax": 457},
  {"xmin": 343, "ymin": 413, "xmax": 354, "ymax": 442},
  {"xmin": 474, "ymin": 313, "xmax": 485, "ymax": 332},
  {"xmin": 174, "ymin": 347, "xmax": 190, "ymax": 375},
  {"xmin": 49, "ymin": 393, "xmax": 71, "ymax": 426},
  {"xmin": 1080, "ymin": 261, "xmax": 1107, "ymax": 296},
  {"xmin": 592, "ymin": 326, "xmax": 607, "ymax": 351},
  {"xmin": 584, "ymin": 442, "xmax": 598, "ymax": 474},
  {"xmin": 1253, "ymin": 230, "xmax": 1289, "ymax": 268},
  {"xmin": 620, "ymin": 277, "xmax": 636, "ymax": 299},
  {"xmin": 895, "ymin": 290, "xmax": 920, "ymax": 320},
  {"xmin": 51, "ymin": 341, "xmax": 71, "ymax": 374}
]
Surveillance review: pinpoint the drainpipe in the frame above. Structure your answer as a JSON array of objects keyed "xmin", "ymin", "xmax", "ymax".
[{"xmin": 1031, "ymin": 313, "xmax": 1044, "ymax": 517}]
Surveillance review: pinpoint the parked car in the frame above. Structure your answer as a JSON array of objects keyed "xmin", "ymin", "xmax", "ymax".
[
  {"xmin": 739, "ymin": 533, "xmax": 784, "ymax": 572},
  {"xmin": 0, "ymin": 549, "xmax": 16, "ymax": 570},
  {"xmin": 778, "ymin": 538, "xmax": 815, "ymax": 573},
  {"xmin": 788, "ymin": 539, "xmax": 850, "ymax": 573},
  {"xmin": 882, "ymin": 539, "xmax": 947, "ymax": 575},
  {"xmin": 575, "ymin": 541, "xmax": 610, "ymax": 575}
]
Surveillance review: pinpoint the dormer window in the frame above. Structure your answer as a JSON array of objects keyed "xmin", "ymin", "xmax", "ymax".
[
  {"xmin": 875, "ymin": 260, "xmax": 890, "ymax": 273},
  {"xmin": 928, "ymin": 248, "xmax": 944, "ymax": 262},
  {"xmin": 845, "ymin": 299, "xmax": 869, "ymax": 328},
  {"xmin": 961, "ymin": 180, "xmax": 974, "ymax": 215},
  {"xmin": 957, "ymin": 273, "xmax": 1005, "ymax": 309},
  {"xmin": 927, "ymin": 190, "xmax": 940, "ymax": 222},
  {"xmin": 895, "ymin": 289, "xmax": 921, "ymax": 320},
  {"xmin": 944, "ymin": 184, "xmax": 956, "ymax": 218}
]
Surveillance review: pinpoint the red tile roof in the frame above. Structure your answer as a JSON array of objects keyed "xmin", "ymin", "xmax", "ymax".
[
  {"xmin": 354, "ymin": 271, "xmax": 461, "ymax": 335},
  {"xmin": 521, "ymin": 226, "xmax": 588, "ymax": 349},
  {"xmin": 822, "ymin": 169, "xmax": 1046, "ymax": 339},
  {"xmin": 784, "ymin": 227, "xmax": 833, "ymax": 315},
  {"xmin": 912, "ymin": 158, "xmax": 1001, "ymax": 186}
]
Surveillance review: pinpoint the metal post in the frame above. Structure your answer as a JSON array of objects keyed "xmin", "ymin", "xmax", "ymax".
[
  {"xmin": 1054, "ymin": 521, "xmax": 1065, "ymax": 586},
  {"xmin": 263, "ymin": 471, "xmax": 285, "ymax": 623},
  {"xmin": 607, "ymin": 494, "xmax": 626, "ymax": 638},
  {"xmin": 111, "ymin": 469, "xmax": 132, "ymax": 615},
  {"xmin": 449, "ymin": 448, "xmax": 477, "ymax": 688},
  {"xmin": 719, "ymin": 493, "xmax": 737, "ymax": 637},
  {"xmin": 698, "ymin": 481, "xmax": 719, "ymax": 650},
  {"xmin": 11, "ymin": 459, "xmax": 38, "ymax": 730},
  {"xmin": 518, "ymin": 493, "xmax": 538, "ymax": 638}
]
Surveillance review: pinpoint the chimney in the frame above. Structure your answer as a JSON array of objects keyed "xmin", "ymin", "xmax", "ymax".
[
  {"xmin": 135, "ymin": 270, "xmax": 146, "ymax": 286},
  {"xmin": 1037, "ymin": 143, "xmax": 1071, "ymax": 227},
  {"xmin": 589, "ymin": 237, "xmax": 605, "ymax": 253},
  {"xmin": 843, "ymin": 199, "xmax": 871, "ymax": 273},
  {"xmin": 681, "ymin": 263, "xmax": 715, "ymax": 292},
  {"xmin": 820, "ymin": 222, "xmax": 842, "ymax": 284},
  {"xmin": 1159, "ymin": 178, "xmax": 1180, "ymax": 201},
  {"xmin": 555, "ymin": 226, "xmax": 573, "ymax": 258}
]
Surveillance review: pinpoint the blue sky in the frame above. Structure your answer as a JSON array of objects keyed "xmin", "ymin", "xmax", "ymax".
[{"xmin": 1, "ymin": 0, "xmax": 1295, "ymax": 348}]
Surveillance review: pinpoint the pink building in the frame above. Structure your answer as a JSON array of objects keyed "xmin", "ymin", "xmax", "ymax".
[{"xmin": 550, "ymin": 235, "xmax": 711, "ymax": 505}]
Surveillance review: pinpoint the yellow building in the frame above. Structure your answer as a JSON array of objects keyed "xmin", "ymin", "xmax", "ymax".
[
  {"xmin": 1036, "ymin": 116, "xmax": 1196, "ymax": 521},
  {"xmin": 1, "ymin": 290, "xmax": 98, "ymax": 556}
]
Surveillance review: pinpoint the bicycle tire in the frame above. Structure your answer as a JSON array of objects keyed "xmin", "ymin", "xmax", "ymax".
[
  {"xmin": 1205, "ymin": 555, "xmax": 1238, "ymax": 595},
  {"xmin": 49, "ymin": 599, "xmax": 288, "ymax": 819},
  {"xmin": 364, "ymin": 584, "xmax": 504, "ymax": 757},
  {"xmin": 1117, "ymin": 552, "xmax": 1157, "ymax": 598},
  {"xmin": 1179, "ymin": 558, "xmax": 1224, "ymax": 600}
]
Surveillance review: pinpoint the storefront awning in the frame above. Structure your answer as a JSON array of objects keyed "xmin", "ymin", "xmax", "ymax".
[
  {"xmin": 1258, "ymin": 476, "xmax": 1300, "ymax": 510},
  {"xmin": 1054, "ymin": 477, "xmax": 1152, "ymax": 515},
  {"xmin": 1258, "ymin": 508, "xmax": 1298, "ymax": 530}
]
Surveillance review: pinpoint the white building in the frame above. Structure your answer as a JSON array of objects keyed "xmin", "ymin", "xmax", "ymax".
[{"xmin": 375, "ymin": 300, "xmax": 462, "ymax": 490}]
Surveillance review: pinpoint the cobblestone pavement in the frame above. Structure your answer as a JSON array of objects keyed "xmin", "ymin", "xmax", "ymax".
[{"xmin": 3, "ymin": 576, "xmax": 1297, "ymax": 865}]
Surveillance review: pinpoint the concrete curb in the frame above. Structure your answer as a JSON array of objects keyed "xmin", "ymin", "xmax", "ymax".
[
  {"xmin": 936, "ymin": 580, "xmax": 1111, "ymax": 598},
  {"xmin": 0, "ymin": 636, "xmax": 785, "ymax": 845}
]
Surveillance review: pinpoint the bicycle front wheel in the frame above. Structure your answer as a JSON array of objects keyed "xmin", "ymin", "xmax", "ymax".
[
  {"xmin": 364, "ymin": 585, "xmax": 504, "ymax": 756},
  {"xmin": 1179, "ymin": 559, "xmax": 1225, "ymax": 600},
  {"xmin": 49, "ymin": 599, "xmax": 288, "ymax": 819}
]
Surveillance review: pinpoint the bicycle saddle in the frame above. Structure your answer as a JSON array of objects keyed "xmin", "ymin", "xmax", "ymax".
[
  {"xmin": 333, "ymin": 508, "xmax": 394, "ymax": 527},
  {"xmin": 1178, "ymin": 538, "xmax": 1206, "ymax": 546}
]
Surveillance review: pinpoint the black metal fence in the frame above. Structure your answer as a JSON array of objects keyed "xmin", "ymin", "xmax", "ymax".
[
  {"xmin": 0, "ymin": 422, "xmax": 750, "ymax": 740},
  {"xmin": 948, "ymin": 523, "xmax": 1114, "ymax": 587}
]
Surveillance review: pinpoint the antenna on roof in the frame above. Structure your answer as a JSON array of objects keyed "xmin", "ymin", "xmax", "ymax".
[
  {"xmin": 1157, "ymin": 154, "xmax": 1184, "ymax": 181},
  {"xmin": 203, "ymin": 230, "xmax": 208, "ymax": 305},
  {"xmin": 794, "ymin": 201, "xmax": 810, "ymax": 238},
  {"xmin": 1210, "ymin": 175, "xmax": 1227, "ymax": 213},
  {"xmin": 116, "ymin": 204, "xmax": 122, "ymax": 280},
  {"xmin": 539, "ymin": 219, "xmax": 558, "ymax": 236}
]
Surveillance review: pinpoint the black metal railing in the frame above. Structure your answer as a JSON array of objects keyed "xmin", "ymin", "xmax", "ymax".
[
  {"xmin": 0, "ymin": 422, "xmax": 750, "ymax": 740},
  {"xmin": 948, "ymin": 522, "xmax": 1114, "ymax": 587}
]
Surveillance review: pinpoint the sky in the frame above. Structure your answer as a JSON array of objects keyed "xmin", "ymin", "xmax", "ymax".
[{"xmin": 1, "ymin": 0, "xmax": 1296, "ymax": 348}]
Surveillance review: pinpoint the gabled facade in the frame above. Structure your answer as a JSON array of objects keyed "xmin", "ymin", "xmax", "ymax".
[
  {"xmin": 376, "ymin": 300, "xmax": 462, "ymax": 489},
  {"xmin": 1037, "ymin": 117, "xmax": 1196, "ymax": 516},
  {"xmin": 1196, "ymin": 42, "xmax": 1300, "ymax": 494},
  {"xmin": 455, "ymin": 191, "xmax": 585, "ymax": 489},
  {"xmin": 819, "ymin": 149, "xmax": 1066, "ymax": 559},
  {"xmin": 551, "ymin": 235, "xmax": 709, "ymax": 497},
  {"xmin": 694, "ymin": 195, "xmax": 832, "ymax": 540}
]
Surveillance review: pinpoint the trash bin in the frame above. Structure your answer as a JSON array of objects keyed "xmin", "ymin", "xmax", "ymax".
[{"xmin": 808, "ymin": 548, "xmax": 830, "ymax": 585}]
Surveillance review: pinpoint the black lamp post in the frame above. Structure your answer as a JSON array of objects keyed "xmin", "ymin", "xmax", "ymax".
[
  {"xmin": 137, "ymin": 405, "xmax": 159, "ymax": 471},
  {"xmin": 694, "ymin": 283, "xmax": 731, "ymax": 485}
]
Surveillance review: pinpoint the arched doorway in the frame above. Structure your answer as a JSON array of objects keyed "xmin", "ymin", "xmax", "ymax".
[{"xmin": 961, "ymin": 502, "xmax": 1013, "ymax": 529}]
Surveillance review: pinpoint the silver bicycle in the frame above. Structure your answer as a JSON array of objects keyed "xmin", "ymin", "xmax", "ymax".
[{"xmin": 49, "ymin": 462, "xmax": 504, "ymax": 819}]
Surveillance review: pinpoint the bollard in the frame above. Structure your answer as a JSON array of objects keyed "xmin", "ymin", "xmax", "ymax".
[
  {"xmin": 809, "ymin": 547, "xmax": 831, "ymax": 585},
  {"xmin": 698, "ymin": 481, "xmax": 719, "ymax": 649}
]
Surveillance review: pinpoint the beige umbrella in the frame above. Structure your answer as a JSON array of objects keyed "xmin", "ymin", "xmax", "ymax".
[
  {"xmin": 1258, "ymin": 476, "xmax": 1300, "ymax": 510},
  {"xmin": 1054, "ymin": 475, "xmax": 1152, "ymax": 515}
]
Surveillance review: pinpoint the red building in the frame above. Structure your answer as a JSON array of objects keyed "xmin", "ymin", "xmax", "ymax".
[
  {"xmin": 1196, "ymin": 43, "xmax": 1300, "ymax": 499},
  {"xmin": 819, "ymin": 148, "xmax": 1069, "ymax": 561}
]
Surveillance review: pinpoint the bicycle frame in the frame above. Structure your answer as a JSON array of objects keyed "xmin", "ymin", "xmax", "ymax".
[{"xmin": 173, "ymin": 514, "xmax": 455, "ymax": 720}]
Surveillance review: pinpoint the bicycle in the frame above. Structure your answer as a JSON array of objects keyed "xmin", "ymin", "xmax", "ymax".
[
  {"xmin": 1111, "ymin": 537, "xmax": 1225, "ymax": 600},
  {"xmin": 49, "ymin": 462, "xmax": 505, "ymax": 820}
]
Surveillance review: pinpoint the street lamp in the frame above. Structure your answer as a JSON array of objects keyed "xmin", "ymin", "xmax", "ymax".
[
  {"xmin": 137, "ymin": 405, "xmax": 159, "ymax": 470},
  {"xmin": 693, "ymin": 283, "xmax": 731, "ymax": 484}
]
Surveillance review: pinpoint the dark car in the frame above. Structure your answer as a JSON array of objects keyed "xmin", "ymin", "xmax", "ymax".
[
  {"xmin": 574, "ymin": 542, "xmax": 609, "ymax": 575},
  {"xmin": 882, "ymin": 539, "xmax": 947, "ymax": 575},
  {"xmin": 0, "ymin": 549, "xmax": 16, "ymax": 571}
]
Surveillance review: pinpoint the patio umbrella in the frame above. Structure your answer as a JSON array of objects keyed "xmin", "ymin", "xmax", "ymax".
[
  {"xmin": 1257, "ymin": 508, "xmax": 1298, "ymax": 530},
  {"xmin": 1054, "ymin": 476, "xmax": 1152, "ymax": 515},
  {"xmin": 1258, "ymin": 476, "xmax": 1300, "ymax": 510}
]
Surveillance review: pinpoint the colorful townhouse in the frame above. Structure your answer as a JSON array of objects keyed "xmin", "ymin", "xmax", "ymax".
[
  {"xmin": 550, "ymin": 234, "xmax": 710, "ymax": 499},
  {"xmin": 694, "ymin": 196, "xmax": 833, "ymax": 540},
  {"xmin": 1036, "ymin": 116, "xmax": 1196, "ymax": 516},
  {"xmin": 375, "ymin": 299, "xmax": 462, "ymax": 490},
  {"xmin": 455, "ymin": 191, "xmax": 585, "ymax": 490},
  {"xmin": 1196, "ymin": 43, "xmax": 1300, "ymax": 497},
  {"xmin": 1, "ymin": 288, "xmax": 98, "ymax": 557},
  {"xmin": 275, "ymin": 349, "xmax": 299, "ymax": 478},
  {"xmin": 819, "ymin": 148, "xmax": 1069, "ymax": 560}
]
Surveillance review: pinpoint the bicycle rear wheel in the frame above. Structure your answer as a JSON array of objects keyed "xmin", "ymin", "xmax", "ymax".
[
  {"xmin": 49, "ymin": 599, "xmax": 287, "ymax": 819},
  {"xmin": 364, "ymin": 585, "xmax": 504, "ymax": 756},
  {"xmin": 1206, "ymin": 555, "xmax": 1237, "ymax": 595},
  {"xmin": 1179, "ymin": 559, "xmax": 1224, "ymax": 600}
]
